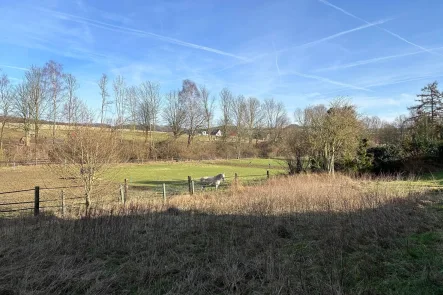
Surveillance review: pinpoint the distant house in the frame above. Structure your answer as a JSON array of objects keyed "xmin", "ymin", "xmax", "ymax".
[
  {"xmin": 200, "ymin": 130, "xmax": 208, "ymax": 136},
  {"xmin": 210, "ymin": 129, "xmax": 223, "ymax": 137}
]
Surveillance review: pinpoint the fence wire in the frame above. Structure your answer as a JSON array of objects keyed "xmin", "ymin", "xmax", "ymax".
[{"xmin": 1, "ymin": 171, "xmax": 271, "ymax": 214}]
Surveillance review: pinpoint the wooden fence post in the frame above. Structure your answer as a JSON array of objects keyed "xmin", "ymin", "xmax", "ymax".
[
  {"xmin": 191, "ymin": 180, "xmax": 195, "ymax": 195},
  {"xmin": 162, "ymin": 183, "xmax": 166, "ymax": 203},
  {"xmin": 234, "ymin": 173, "xmax": 238, "ymax": 186},
  {"xmin": 120, "ymin": 184, "xmax": 125, "ymax": 204},
  {"xmin": 267, "ymin": 170, "xmax": 270, "ymax": 179},
  {"xmin": 188, "ymin": 176, "xmax": 192, "ymax": 195},
  {"xmin": 124, "ymin": 179, "xmax": 128, "ymax": 202},
  {"xmin": 34, "ymin": 186, "xmax": 40, "ymax": 216},
  {"xmin": 60, "ymin": 189, "xmax": 65, "ymax": 216}
]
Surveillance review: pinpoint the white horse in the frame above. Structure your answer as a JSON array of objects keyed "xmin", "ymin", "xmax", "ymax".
[{"xmin": 200, "ymin": 173, "xmax": 225, "ymax": 190}]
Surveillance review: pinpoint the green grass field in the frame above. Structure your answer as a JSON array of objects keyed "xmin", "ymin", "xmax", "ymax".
[{"xmin": 110, "ymin": 159, "xmax": 286, "ymax": 194}]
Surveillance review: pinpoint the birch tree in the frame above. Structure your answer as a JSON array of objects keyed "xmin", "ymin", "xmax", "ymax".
[
  {"xmin": 230, "ymin": 95, "xmax": 246, "ymax": 158},
  {"xmin": 244, "ymin": 97, "xmax": 263, "ymax": 145},
  {"xmin": 163, "ymin": 90, "xmax": 186, "ymax": 138},
  {"xmin": 179, "ymin": 79, "xmax": 204, "ymax": 146},
  {"xmin": 0, "ymin": 72, "xmax": 13, "ymax": 150},
  {"xmin": 138, "ymin": 81, "xmax": 161, "ymax": 156},
  {"xmin": 26, "ymin": 66, "xmax": 48, "ymax": 145},
  {"xmin": 98, "ymin": 74, "xmax": 112, "ymax": 125},
  {"xmin": 219, "ymin": 88, "xmax": 233, "ymax": 142},
  {"xmin": 200, "ymin": 85, "xmax": 215, "ymax": 140},
  {"xmin": 263, "ymin": 98, "xmax": 289, "ymax": 142},
  {"xmin": 14, "ymin": 83, "xmax": 32, "ymax": 146},
  {"xmin": 63, "ymin": 73, "xmax": 79, "ymax": 126},
  {"xmin": 43, "ymin": 60, "xmax": 64, "ymax": 144},
  {"xmin": 113, "ymin": 75, "xmax": 126, "ymax": 128}
]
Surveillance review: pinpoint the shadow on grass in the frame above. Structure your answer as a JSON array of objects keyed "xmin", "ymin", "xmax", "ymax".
[{"xmin": 1, "ymin": 192, "xmax": 443, "ymax": 294}]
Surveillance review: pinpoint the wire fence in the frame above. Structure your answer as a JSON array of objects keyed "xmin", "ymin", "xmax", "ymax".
[
  {"xmin": 0, "ymin": 185, "xmax": 84, "ymax": 215},
  {"xmin": 0, "ymin": 170, "xmax": 276, "ymax": 216}
]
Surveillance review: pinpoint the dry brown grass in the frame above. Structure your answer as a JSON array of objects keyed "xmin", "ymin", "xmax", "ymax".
[{"xmin": 1, "ymin": 174, "xmax": 443, "ymax": 294}]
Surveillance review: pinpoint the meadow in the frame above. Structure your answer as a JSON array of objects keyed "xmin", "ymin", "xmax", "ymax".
[
  {"xmin": 0, "ymin": 158, "xmax": 286, "ymax": 214},
  {"xmin": 1, "ymin": 173, "xmax": 442, "ymax": 294}
]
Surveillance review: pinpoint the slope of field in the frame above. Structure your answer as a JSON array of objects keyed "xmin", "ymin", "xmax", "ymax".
[{"xmin": 1, "ymin": 175, "xmax": 442, "ymax": 294}]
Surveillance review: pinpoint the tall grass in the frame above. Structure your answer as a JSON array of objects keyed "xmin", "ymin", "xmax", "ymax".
[{"xmin": 1, "ymin": 174, "xmax": 442, "ymax": 294}]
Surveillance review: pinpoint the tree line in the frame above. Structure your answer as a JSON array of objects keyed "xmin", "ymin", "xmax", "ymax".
[
  {"xmin": 285, "ymin": 81, "xmax": 443, "ymax": 175},
  {"xmin": 0, "ymin": 61, "xmax": 289, "ymax": 153},
  {"xmin": 2, "ymin": 60, "xmax": 442, "ymax": 176}
]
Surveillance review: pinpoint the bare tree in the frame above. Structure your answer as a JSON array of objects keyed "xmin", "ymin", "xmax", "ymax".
[
  {"xmin": 302, "ymin": 99, "xmax": 362, "ymax": 175},
  {"xmin": 138, "ymin": 81, "xmax": 161, "ymax": 157},
  {"xmin": 63, "ymin": 73, "xmax": 79, "ymax": 126},
  {"xmin": 163, "ymin": 90, "xmax": 186, "ymax": 138},
  {"xmin": 0, "ymin": 71, "xmax": 13, "ymax": 150},
  {"xmin": 138, "ymin": 99, "xmax": 151, "ymax": 143},
  {"xmin": 50, "ymin": 126, "xmax": 120, "ymax": 213},
  {"xmin": 263, "ymin": 98, "xmax": 289, "ymax": 142},
  {"xmin": 113, "ymin": 75, "xmax": 126, "ymax": 128},
  {"xmin": 126, "ymin": 85, "xmax": 139, "ymax": 132},
  {"xmin": 26, "ymin": 66, "xmax": 49, "ymax": 148},
  {"xmin": 219, "ymin": 88, "xmax": 233, "ymax": 142},
  {"xmin": 244, "ymin": 97, "xmax": 263, "ymax": 145},
  {"xmin": 285, "ymin": 109, "xmax": 311, "ymax": 174},
  {"xmin": 230, "ymin": 95, "xmax": 247, "ymax": 158},
  {"xmin": 179, "ymin": 79, "xmax": 204, "ymax": 146},
  {"xmin": 98, "ymin": 74, "xmax": 112, "ymax": 125},
  {"xmin": 43, "ymin": 61, "xmax": 64, "ymax": 144},
  {"xmin": 14, "ymin": 83, "xmax": 32, "ymax": 146},
  {"xmin": 67, "ymin": 96, "xmax": 92, "ymax": 126},
  {"xmin": 200, "ymin": 85, "xmax": 215, "ymax": 140}
]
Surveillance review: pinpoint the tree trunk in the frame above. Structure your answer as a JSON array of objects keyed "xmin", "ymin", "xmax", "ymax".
[
  {"xmin": 0, "ymin": 121, "xmax": 5, "ymax": 149},
  {"xmin": 328, "ymin": 146, "xmax": 335, "ymax": 176},
  {"xmin": 296, "ymin": 152, "xmax": 303, "ymax": 173},
  {"xmin": 151, "ymin": 120, "xmax": 156, "ymax": 158},
  {"xmin": 34, "ymin": 124, "xmax": 39, "ymax": 165},
  {"xmin": 85, "ymin": 191, "xmax": 90, "ymax": 214},
  {"xmin": 52, "ymin": 97, "xmax": 56, "ymax": 145}
]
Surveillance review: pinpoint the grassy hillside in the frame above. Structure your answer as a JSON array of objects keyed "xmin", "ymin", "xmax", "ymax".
[{"xmin": 1, "ymin": 175, "xmax": 442, "ymax": 294}]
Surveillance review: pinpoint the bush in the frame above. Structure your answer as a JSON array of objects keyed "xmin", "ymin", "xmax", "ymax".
[
  {"xmin": 367, "ymin": 144, "xmax": 405, "ymax": 174},
  {"xmin": 156, "ymin": 139, "xmax": 184, "ymax": 160}
]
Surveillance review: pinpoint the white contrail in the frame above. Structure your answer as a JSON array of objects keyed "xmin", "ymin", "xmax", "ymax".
[
  {"xmin": 0, "ymin": 64, "xmax": 29, "ymax": 71},
  {"xmin": 272, "ymin": 40, "xmax": 281, "ymax": 76},
  {"xmin": 280, "ymin": 18, "xmax": 391, "ymax": 53},
  {"xmin": 212, "ymin": 20, "xmax": 389, "ymax": 74},
  {"xmin": 364, "ymin": 73, "xmax": 443, "ymax": 88},
  {"xmin": 318, "ymin": 0, "xmax": 442, "ymax": 57},
  {"xmin": 36, "ymin": 7, "xmax": 250, "ymax": 62},
  {"xmin": 316, "ymin": 46, "xmax": 443, "ymax": 72},
  {"xmin": 315, "ymin": 51, "xmax": 423, "ymax": 72},
  {"xmin": 289, "ymin": 70, "xmax": 370, "ymax": 91}
]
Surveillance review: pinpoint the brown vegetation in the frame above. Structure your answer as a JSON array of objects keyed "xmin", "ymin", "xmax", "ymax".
[{"xmin": 1, "ymin": 175, "xmax": 442, "ymax": 294}]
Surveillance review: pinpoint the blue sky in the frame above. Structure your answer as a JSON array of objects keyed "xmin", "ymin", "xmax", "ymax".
[{"xmin": 1, "ymin": 0, "xmax": 443, "ymax": 123}]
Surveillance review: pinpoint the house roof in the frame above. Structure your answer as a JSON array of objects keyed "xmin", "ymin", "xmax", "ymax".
[{"xmin": 210, "ymin": 129, "xmax": 221, "ymax": 135}]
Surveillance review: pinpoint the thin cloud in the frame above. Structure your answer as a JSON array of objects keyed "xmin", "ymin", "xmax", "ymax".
[
  {"xmin": 318, "ymin": 0, "xmax": 443, "ymax": 57},
  {"xmin": 286, "ymin": 70, "xmax": 370, "ymax": 91},
  {"xmin": 0, "ymin": 64, "xmax": 29, "ymax": 71},
  {"xmin": 315, "ymin": 46, "xmax": 443, "ymax": 72},
  {"xmin": 363, "ymin": 73, "xmax": 443, "ymax": 88},
  {"xmin": 272, "ymin": 40, "xmax": 281, "ymax": 76},
  {"xmin": 315, "ymin": 51, "xmax": 422, "ymax": 72},
  {"xmin": 212, "ymin": 19, "xmax": 390, "ymax": 74},
  {"xmin": 279, "ymin": 18, "xmax": 392, "ymax": 53},
  {"xmin": 36, "ymin": 7, "xmax": 250, "ymax": 62}
]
